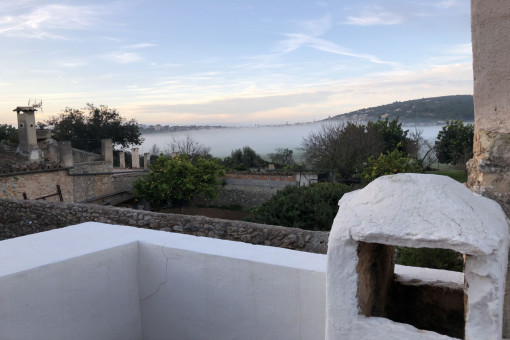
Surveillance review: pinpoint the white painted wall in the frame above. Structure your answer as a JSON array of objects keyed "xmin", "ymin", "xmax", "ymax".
[
  {"xmin": 0, "ymin": 223, "xmax": 326, "ymax": 340},
  {"xmin": 138, "ymin": 242, "xmax": 326, "ymax": 340},
  {"xmin": 0, "ymin": 242, "xmax": 142, "ymax": 340}
]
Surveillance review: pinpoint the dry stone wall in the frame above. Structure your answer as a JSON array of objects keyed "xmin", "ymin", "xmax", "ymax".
[{"xmin": 0, "ymin": 198, "xmax": 328, "ymax": 254}]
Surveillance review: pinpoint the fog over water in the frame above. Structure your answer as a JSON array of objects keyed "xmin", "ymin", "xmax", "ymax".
[{"xmin": 140, "ymin": 123, "xmax": 445, "ymax": 159}]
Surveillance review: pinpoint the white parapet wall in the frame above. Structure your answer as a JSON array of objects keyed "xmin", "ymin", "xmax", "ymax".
[{"xmin": 0, "ymin": 223, "xmax": 326, "ymax": 340}]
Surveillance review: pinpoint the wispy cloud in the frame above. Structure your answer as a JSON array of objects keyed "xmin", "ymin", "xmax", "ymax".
[
  {"xmin": 105, "ymin": 52, "xmax": 142, "ymax": 64},
  {"xmin": 133, "ymin": 91, "xmax": 333, "ymax": 116},
  {"xmin": 344, "ymin": 10, "xmax": 403, "ymax": 26},
  {"xmin": 270, "ymin": 14, "xmax": 396, "ymax": 66},
  {"xmin": 275, "ymin": 33, "xmax": 397, "ymax": 66},
  {"xmin": 434, "ymin": 0, "xmax": 463, "ymax": 9},
  {"xmin": 60, "ymin": 61, "xmax": 87, "ymax": 68},
  {"xmin": 427, "ymin": 43, "xmax": 472, "ymax": 65},
  {"xmin": 300, "ymin": 14, "xmax": 332, "ymax": 36},
  {"xmin": 0, "ymin": 4, "xmax": 107, "ymax": 39},
  {"xmin": 123, "ymin": 43, "xmax": 157, "ymax": 50}
]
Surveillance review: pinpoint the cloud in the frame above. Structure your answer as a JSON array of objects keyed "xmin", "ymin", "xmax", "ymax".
[
  {"xmin": 275, "ymin": 33, "xmax": 397, "ymax": 66},
  {"xmin": 270, "ymin": 14, "xmax": 396, "ymax": 66},
  {"xmin": 300, "ymin": 14, "xmax": 332, "ymax": 36},
  {"xmin": 0, "ymin": 4, "xmax": 106, "ymax": 39},
  {"xmin": 123, "ymin": 43, "xmax": 157, "ymax": 50},
  {"xmin": 344, "ymin": 11, "xmax": 403, "ymax": 26},
  {"xmin": 105, "ymin": 52, "xmax": 142, "ymax": 64},
  {"xmin": 427, "ymin": 43, "xmax": 472, "ymax": 64},
  {"xmin": 133, "ymin": 91, "xmax": 333, "ymax": 116},
  {"xmin": 434, "ymin": 0, "xmax": 462, "ymax": 9},
  {"xmin": 60, "ymin": 61, "xmax": 86, "ymax": 68}
]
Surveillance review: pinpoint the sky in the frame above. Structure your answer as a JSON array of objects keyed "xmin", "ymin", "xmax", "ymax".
[{"xmin": 0, "ymin": 0, "xmax": 472, "ymax": 126}]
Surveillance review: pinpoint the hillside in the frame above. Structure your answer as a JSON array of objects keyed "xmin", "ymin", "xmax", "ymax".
[{"xmin": 325, "ymin": 95, "xmax": 473, "ymax": 124}]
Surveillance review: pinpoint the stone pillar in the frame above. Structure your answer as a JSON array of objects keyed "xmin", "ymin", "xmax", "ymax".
[
  {"xmin": 118, "ymin": 151, "xmax": 125, "ymax": 169},
  {"xmin": 46, "ymin": 140, "xmax": 58, "ymax": 163},
  {"xmin": 468, "ymin": 1, "xmax": 510, "ymax": 337},
  {"xmin": 144, "ymin": 153, "xmax": 150, "ymax": 169},
  {"xmin": 131, "ymin": 148, "xmax": 140, "ymax": 168},
  {"xmin": 467, "ymin": 0, "xmax": 510, "ymax": 216},
  {"xmin": 59, "ymin": 141, "xmax": 73, "ymax": 167},
  {"xmin": 101, "ymin": 139, "xmax": 113, "ymax": 164}
]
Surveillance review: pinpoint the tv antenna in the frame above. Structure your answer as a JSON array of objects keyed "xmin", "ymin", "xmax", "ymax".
[{"xmin": 28, "ymin": 99, "xmax": 43, "ymax": 114}]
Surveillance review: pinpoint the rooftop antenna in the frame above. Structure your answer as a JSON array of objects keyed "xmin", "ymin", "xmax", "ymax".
[{"xmin": 28, "ymin": 99, "xmax": 43, "ymax": 114}]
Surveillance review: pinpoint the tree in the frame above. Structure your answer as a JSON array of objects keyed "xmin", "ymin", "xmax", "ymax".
[
  {"xmin": 268, "ymin": 148, "xmax": 295, "ymax": 168},
  {"xmin": 133, "ymin": 155, "xmax": 225, "ymax": 207},
  {"xmin": 434, "ymin": 120, "xmax": 474, "ymax": 166},
  {"xmin": 0, "ymin": 124, "xmax": 18, "ymax": 146},
  {"xmin": 46, "ymin": 104, "xmax": 143, "ymax": 148},
  {"xmin": 361, "ymin": 147, "xmax": 422, "ymax": 183},
  {"xmin": 407, "ymin": 128, "xmax": 437, "ymax": 169},
  {"xmin": 223, "ymin": 146, "xmax": 265, "ymax": 170},
  {"xmin": 165, "ymin": 135, "xmax": 211, "ymax": 159},
  {"xmin": 302, "ymin": 118, "xmax": 412, "ymax": 179},
  {"xmin": 366, "ymin": 117, "xmax": 413, "ymax": 154},
  {"xmin": 248, "ymin": 182, "xmax": 351, "ymax": 231}
]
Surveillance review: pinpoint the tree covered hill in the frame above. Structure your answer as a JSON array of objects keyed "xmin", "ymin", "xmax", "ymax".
[{"xmin": 325, "ymin": 95, "xmax": 473, "ymax": 124}]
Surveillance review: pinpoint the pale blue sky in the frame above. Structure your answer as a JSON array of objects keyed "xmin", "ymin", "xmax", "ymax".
[{"xmin": 0, "ymin": 0, "xmax": 472, "ymax": 125}]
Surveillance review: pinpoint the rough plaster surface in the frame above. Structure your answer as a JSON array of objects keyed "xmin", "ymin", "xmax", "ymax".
[
  {"xmin": 0, "ymin": 223, "xmax": 326, "ymax": 340},
  {"xmin": 342, "ymin": 174, "xmax": 506, "ymax": 256},
  {"xmin": 327, "ymin": 173, "xmax": 509, "ymax": 340}
]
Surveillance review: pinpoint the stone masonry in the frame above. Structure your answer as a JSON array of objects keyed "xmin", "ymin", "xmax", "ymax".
[
  {"xmin": 0, "ymin": 198, "xmax": 328, "ymax": 254},
  {"xmin": 468, "ymin": 2, "xmax": 510, "ymax": 337},
  {"xmin": 467, "ymin": 1, "xmax": 510, "ymax": 216}
]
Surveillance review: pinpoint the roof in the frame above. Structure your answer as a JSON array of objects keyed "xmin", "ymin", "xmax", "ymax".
[
  {"xmin": 13, "ymin": 106, "xmax": 37, "ymax": 113},
  {"xmin": 0, "ymin": 143, "xmax": 64, "ymax": 174}
]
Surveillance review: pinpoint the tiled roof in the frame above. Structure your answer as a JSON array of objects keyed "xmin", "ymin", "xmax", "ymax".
[{"xmin": 0, "ymin": 143, "xmax": 64, "ymax": 174}]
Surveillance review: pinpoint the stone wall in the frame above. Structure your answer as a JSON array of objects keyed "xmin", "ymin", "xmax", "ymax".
[
  {"xmin": 0, "ymin": 169, "xmax": 73, "ymax": 202},
  {"xmin": 0, "ymin": 198, "xmax": 328, "ymax": 254},
  {"xmin": 72, "ymin": 171, "xmax": 143, "ymax": 203},
  {"xmin": 469, "ymin": 2, "xmax": 510, "ymax": 337},
  {"xmin": 468, "ymin": 1, "xmax": 510, "ymax": 217},
  {"xmin": 72, "ymin": 149, "xmax": 102, "ymax": 163},
  {"xmin": 199, "ymin": 173, "xmax": 302, "ymax": 209},
  {"xmin": 195, "ymin": 185, "xmax": 277, "ymax": 209}
]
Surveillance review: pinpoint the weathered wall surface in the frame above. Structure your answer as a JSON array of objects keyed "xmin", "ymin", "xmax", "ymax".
[
  {"xmin": 196, "ymin": 173, "xmax": 301, "ymax": 209},
  {"xmin": 467, "ymin": 1, "xmax": 510, "ymax": 216},
  {"xmin": 72, "ymin": 170, "xmax": 145, "ymax": 202},
  {"xmin": 0, "ymin": 170, "xmax": 73, "ymax": 202},
  {"xmin": 468, "ymin": 2, "xmax": 510, "ymax": 337},
  {"xmin": 195, "ymin": 184, "xmax": 277, "ymax": 209},
  {"xmin": 72, "ymin": 149, "xmax": 102, "ymax": 163},
  {"xmin": 0, "ymin": 199, "xmax": 328, "ymax": 253}
]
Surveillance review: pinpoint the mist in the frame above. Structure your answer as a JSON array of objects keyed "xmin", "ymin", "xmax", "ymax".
[{"xmin": 139, "ymin": 123, "xmax": 445, "ymax": 160}]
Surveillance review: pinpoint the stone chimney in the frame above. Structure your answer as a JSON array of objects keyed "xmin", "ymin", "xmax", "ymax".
[{"xmin": 14, "ymin": 106, "xmax": 42, "ymax": 162}]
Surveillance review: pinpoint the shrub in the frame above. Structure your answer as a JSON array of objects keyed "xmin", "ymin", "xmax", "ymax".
[
  {"xmin": 395, "ymin": 247, "xmax": 464, "ymax": 272},
  {"xmin": 133, "ymin": 155, "xmax": 225, "ymax": 207},
  {"xmin": 248, "ymin": 182, "xmax": 351, "ymax": 231},
  {"xmin": 362, "ymin": 147, "xmax": 422, "ymax": 182}
]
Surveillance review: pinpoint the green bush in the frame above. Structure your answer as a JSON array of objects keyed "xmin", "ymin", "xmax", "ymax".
[
  {"xmin": 248, "ymin": 182, "xmax": 351, "ymax": 231},
  {"xmin": 395, "ymin": 247, "xmax": 464, "ymax": 272},
  {"xmin": 133, "ymin": 155, "xmax": 225, "ymax": 207},
  {"xmin": 435, "ymin": 120, "xmax": 474, "ymax": 166},
  {"xmin": 362, "ymin": 147, "xmax": 422, "ymax": 182}
]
